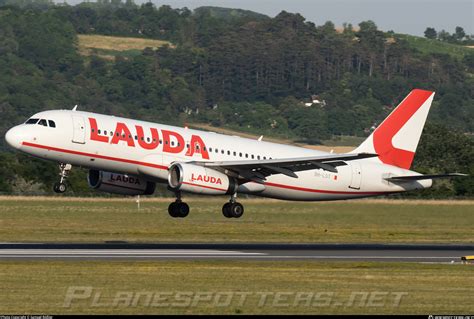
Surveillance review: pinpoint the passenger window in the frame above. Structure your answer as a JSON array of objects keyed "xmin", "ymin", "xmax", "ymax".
[
  {"xmin": 239, "ymin": 152, "xmax": 242, "ymax": 157},
  {"xmin": 25, "ymin": 118, "xmax": 39, "ymax": 124},
  {"xmin": 251, "ymin": 155, "xmax": 254, "ymax": 159},
  {"xmin": 209, "ymin": 147, "xmax": 213, "ymax": 152},
  {"xmin": 48, "ymin": 120, "xmax": 56, "ymax": 128},
  {"xmin": 227, "ymin": 151, "xmax": 230, "ymax": 155},
  {"xmin": 257, "ymin": 155, "xmax": 260, "ymax": 160},
  {"xmin": 38, "ymin": 119, "xmax": 47, "ymax": 126}
]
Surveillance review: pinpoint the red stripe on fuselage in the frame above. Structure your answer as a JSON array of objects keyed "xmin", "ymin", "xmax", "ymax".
[
  {"xmin": 181, "ymin": 181, "xmax": 227, "ymax": 192},
  {"xmin": 263, "ymin": 182, "xmax": 392, "ymax": 196},
  {"xmin": 22, "ymin": 141, "xmax": 392, "ymax": 196},
  {"xmin": 21, "ymin": 141, "xmax": 168, "ymax": 170}
]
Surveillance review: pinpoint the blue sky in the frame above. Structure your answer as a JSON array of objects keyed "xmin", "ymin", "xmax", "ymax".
[{"xmin": 60, "ymin": 0, "xmax": 473, "ymax": 36}]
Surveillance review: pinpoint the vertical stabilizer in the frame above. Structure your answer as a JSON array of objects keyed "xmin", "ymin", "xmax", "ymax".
[{"xmin": 353, "ymin": 89, "xmax": 435, "ymax": 169}]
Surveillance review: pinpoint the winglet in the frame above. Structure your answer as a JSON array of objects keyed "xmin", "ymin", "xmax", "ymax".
[{"xmin": 72, "ymin": 105, "xmax": 78, "ymax": 111}]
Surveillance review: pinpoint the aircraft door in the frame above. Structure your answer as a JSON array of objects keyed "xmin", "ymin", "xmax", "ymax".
[
  {"xmin": 72, "ymin": 115, "xmax": 86, "ymax": 144},
  {"xmin": 349, "ymin": 162, "xmax": 362, "ymax": 190}
]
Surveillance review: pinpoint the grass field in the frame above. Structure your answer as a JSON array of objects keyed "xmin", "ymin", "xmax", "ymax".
[
  {"xmin": 1, "ymin": 197, "xmax": 473, "ymax": 314},
  {"xmin": 1, "ymin": 260, "xmax": 473, "ymax": 314},
  {"xmin": 396, "ymin": 34, "xmax": 473, "ymax": 59},
  {"xmin": 77, "ymin": 34, "xmax": 172, "ymax": 60},
  {"xmin": 0, "ymin": 197, "xmax": 473, "ymax": 243}
]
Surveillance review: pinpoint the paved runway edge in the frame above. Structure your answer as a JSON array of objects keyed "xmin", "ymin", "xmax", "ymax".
[{"xmin": 1, "ymin": 242, "xmax": 474, "ymax": 250}]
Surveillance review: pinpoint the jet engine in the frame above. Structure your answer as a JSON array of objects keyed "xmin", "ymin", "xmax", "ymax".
[
  {"xmin": 88, "ymin": 170, "xmax": 156, "ymax": 195},
  {"xmin": 168, "ymin": 163, "xmax": 237, "ymax": 195}
]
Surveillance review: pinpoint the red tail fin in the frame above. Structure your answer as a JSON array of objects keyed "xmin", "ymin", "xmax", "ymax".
[{"xmin": 353, "ymin": 89, "xmax": 435, "ymax": 169}]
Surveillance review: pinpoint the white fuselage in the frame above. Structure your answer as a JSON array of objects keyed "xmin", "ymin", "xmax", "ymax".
[{"xmin": 5, "ymin": 110, "xmax": 432, "ymax": 200}]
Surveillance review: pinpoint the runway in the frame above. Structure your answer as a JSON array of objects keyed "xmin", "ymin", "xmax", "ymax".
[{"xmin": 1, "ymin": 243, "xmax": 473, "ymax": 262}]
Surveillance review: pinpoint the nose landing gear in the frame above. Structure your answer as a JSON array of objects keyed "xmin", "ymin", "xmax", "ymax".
[{"xmin": 53, "ymin": 163, "xmax": 72, "ymax": 193}]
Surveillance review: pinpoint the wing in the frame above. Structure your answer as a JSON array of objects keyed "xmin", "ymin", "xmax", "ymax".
[
  {"xmin": 385, "ymin": 173, "xmax": 468, "ymax": 182},
  {"xmin": 189, "ymin": 152, "xmax": 378, "ymax": 183}
]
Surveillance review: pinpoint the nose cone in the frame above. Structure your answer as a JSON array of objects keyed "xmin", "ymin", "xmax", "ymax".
[{"xmin": 5, "ymin": 126, "xmax": 23, "ymax": 149}]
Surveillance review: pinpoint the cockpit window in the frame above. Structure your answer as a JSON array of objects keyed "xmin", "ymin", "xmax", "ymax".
[
  {"xmin": 25, "ymin": 118, "xmax": 39, "ymax": 124},
  {"xmin": 48, "ymin": 120, "xmax": 56, "ymax": 128},
  {"xmin": 38, "ymin": 119, "xmax": 47, "ymax": 126}
]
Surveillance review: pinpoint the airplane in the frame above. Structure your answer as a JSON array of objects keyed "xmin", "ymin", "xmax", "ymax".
[{"xmin": 4, "ymin": 89, "xmax": 466, "ymax": 218}]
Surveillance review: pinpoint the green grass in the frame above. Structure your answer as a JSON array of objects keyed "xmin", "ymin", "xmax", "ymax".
[
  {"xmin": 77, "ymin": 34, "xmax": 172, "ymax": 60},
  {"xmin": 1, "ymin": 260, "xmax": 472, "ymax": 314},
  {"xmin": 88, "ymin": 48, "xmax": 143, "ymax": 59},
  {"xmin": 396, "ymin": 34, "xmax": 473, "ymax": 59},
  {"xmin": 1, "ymin": 198, "xmax": 473, "ymax": 314},
  {"xmin": 322, "ymin": 135, "xmax": 365, "ymax": 147},
  {"xmin": 0, "ymin": 197, "xmax": 473, "ymax": 243}
]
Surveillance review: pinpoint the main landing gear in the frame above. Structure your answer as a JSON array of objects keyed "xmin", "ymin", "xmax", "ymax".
[
  {"xmin": 167, "ymin": 192, "xmax": 244, "ymax": 219},
  {"xmin": 53, "ymin": 163, "xmax": 72, "ymax": 193},
  {"xmin": 168, "ymin": 191, "xmax": 190, "ymax": 218},
  {"xmin": 222, "ymin": 194, "xmax": 244, "ymax": 218}
]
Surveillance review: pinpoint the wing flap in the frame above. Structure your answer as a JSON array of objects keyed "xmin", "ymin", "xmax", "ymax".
[{"xmin": 189, "ymin": 152, "xmax": 378, "ymax": 182}]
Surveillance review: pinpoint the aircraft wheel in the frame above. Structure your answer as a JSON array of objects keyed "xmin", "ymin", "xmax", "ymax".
[
  {"xmin": 177, "ymin": 202, "xmax": 189, "ymax": 218},
  {"xmin": 223, "ymin": 202, "xmax": 244, "ymax": 218},
  {"xmin": 168, "ymin": 202, "xmax": 179, "ymax": 217},
  {"xmin": 229, "ymin": 202, "xmax": 244, "ymax": 218},
  {"xmin": 53, "ymin": 182, "xmax": 67, "ymax": 193},
  {"xmin": 222, "ymin": 202, "xmax": 232, "ymax": 218},
  {"xmin": 169, "ymin": 202, "xmax": 189, "ymax": 218}
]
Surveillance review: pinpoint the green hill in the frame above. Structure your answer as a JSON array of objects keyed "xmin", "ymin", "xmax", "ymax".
[
  {"xmin": 396, "ymin": 33, "xmax": 473, "ymax": 60},
  {"xmin": 194, "ymin": 6, "xmax": 269, "ymax": 21}
]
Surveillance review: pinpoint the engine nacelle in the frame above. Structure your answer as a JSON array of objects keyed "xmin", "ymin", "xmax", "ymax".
[
  {"xmin": 88, "ymin": 170, "xmax": 155, "ymax": 195},
  {"xmin": 168, "ymin": 163, "xmax": 237, "ymax": 195}
]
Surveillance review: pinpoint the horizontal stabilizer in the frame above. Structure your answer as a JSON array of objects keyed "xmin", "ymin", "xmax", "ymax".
[{"xmin": 386, "ymin": 173, "xmax": 468, "ymax": 182}]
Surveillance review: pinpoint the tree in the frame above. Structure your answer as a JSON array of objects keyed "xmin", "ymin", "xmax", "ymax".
[
  {"xmin": 438, "ymin": 29, "xmax": 451, "ymax": 42},
  {"xmin": 424, "ymin": 27, "xmax": 437, "ymax": 39},
  {"xmin": 454, "ymin": 26, "xmax": 466, "ymax": 41}
]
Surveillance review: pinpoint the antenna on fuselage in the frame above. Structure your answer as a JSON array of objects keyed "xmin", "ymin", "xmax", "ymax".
[
  {"xmin": 72, "ymin": 105, "xmax": 78, "ymax": 111},
  {"xmin": 258, "ymin": 135, "xmax": 263, "ymax": 142}
]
